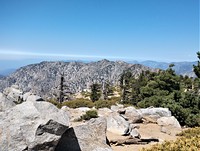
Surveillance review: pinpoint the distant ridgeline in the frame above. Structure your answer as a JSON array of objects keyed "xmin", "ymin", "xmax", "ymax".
[
  {"xmin": 0, "ymin": 60, "xmax": 157, "ymax": 98},
  {"xmin": 128, "ymin": 60, "xmax": 197, "ymax": 77}
]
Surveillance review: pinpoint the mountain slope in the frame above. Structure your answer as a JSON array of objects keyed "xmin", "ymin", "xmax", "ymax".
[
  {"xmin": 0, "ymin": 60, "xmax": 157, "ymax": 98},
  {"xmin": 128, "ymin": 60, "xmax": 197, "ymax": 77}
]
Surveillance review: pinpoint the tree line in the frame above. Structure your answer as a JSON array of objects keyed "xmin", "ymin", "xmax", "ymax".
[{"xmin": 119, "ymin": 52, "xmax": 200, "ymax": 127}]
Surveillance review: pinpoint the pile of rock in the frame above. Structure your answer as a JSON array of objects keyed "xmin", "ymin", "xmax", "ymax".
[
  {"xmin": 66, "ymin": 103, "xmax": 182, "ymax": 146},
  {"xmin": 0, "ymin": 86, "xmax": 112, "ymax": 151},
  {"xmin": 0, "ymin": 85, "xmax": 182, "ymax": 150}
]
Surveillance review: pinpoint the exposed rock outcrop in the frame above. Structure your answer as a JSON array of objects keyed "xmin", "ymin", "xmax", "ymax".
[
  {"xmin": 106, "ymin": 112, "xmax": 130, "ymax": 135},
  {"xmin": 124, "ymin": 106, "xmax": 143, "ymax": 123},
  {"xmin": 0, "ymin": 92, "xmax": 15, "ymax": 111},
  {"xmin": 0, "ymin": 101, "xmax": 70, "ymax": 151},
  {"xmin": 139, "ymin": 107, "xmax": 171, "ymax": 118},
  {"xmin": 0, "ymin": 60, "xmax": 158, "ymax": 98},
  {"xmin": 3, "ymin": 85, "xmax": 23, "ymax": 103},
  {"xmin": 157, "ymin": 116, "xmax": 181, "ymax": 128},
  {"xmin": 55, "ymin": 117, "xmax": 112, "ymax": 151}
]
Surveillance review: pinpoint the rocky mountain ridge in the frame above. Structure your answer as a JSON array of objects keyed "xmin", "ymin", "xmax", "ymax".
[
  {"xmin": 128, "ymin": 60, "xmax": 197, "ymax": 77},
  {"xmin": 0, "ymin": 59, "xmax": 158, "ymax": 98}
]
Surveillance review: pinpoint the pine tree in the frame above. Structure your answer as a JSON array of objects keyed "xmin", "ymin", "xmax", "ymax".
[
  {"xmin": 55, "ymin": 72, "xmax": 71, "ymax": 104},
  {"xmin": 119, "ymin": 70, "xmax": 133, "ymax": 103},
  {"xmin": 90, "ymin": 83, "xmax": 101, "ymax": 102}
]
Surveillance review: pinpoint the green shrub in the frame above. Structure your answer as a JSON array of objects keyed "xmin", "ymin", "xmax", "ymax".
[
  {"xmin": 185, "ymin": 114, "xmax": 200, "ymax": 127},
  {"xmin": 62, "ymin": 99, "xmax": 94, "ymax": 108},
  {"xmin": 177, "ymin": 127, "xmax": 200, "ymax": 138},
  {"xmin": 47, "ymin": 98, "xmax": 62, "ymax": 108},
  {"xmin": 94, "ymin": 99, "xmax": 117, "ymax": 109},
  {"xmin": 80, "ymin": 110, "xmax": 98, "ymax": 120},
  {"xmin": 166, "ymin": 104, "xmax": 189, "ymax": 126}
]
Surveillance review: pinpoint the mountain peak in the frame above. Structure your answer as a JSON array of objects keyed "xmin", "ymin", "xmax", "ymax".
[{"xmin": 0, "ymin": 60, "xmax": 156, "ymax": 98}]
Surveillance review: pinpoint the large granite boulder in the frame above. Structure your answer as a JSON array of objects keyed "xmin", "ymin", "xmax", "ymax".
[
  {"xmin": 157, "ymin": 116, "xmax": 182, "ymax": 136},
  {"xmin": 157, "ymin": 116, "xmax": 181, "ymax": 128},
  {"xmin": 138, "ymin": 107, "xmax": 171, "ymax": 123},
  {"xmin": 3, "ymin": 85, "xmax": 23, "ymax": 103},
  {"xmin": 106, "ymin": 112, "xmax": 130, "ymax": 135},
  {"xmin": 55, "ymin": 117, "xmax": 113, "ymax": 151},
  {"xmin": 125, "ymin": 106, "xmax": 143, "ymax": 123},
  {"xmin": 139, "ymin": 107, "xmax": 171, "ymax": 118},
  {"xmin": 0, "ymin": 101, "xmax": 70, "ymax": 151}
]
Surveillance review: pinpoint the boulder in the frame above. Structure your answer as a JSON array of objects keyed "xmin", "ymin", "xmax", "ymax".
[
  {"xmin": 110, "ymin": 104, "xmax": 124, "ymax": 112},
  {"xmin": 125, "ymin": 106, "xmax": 143, "ymax": 123},
  {"xmin": 157, "ymin": 116, "xmax": 181, "ymax": 128},
  {"xmin": 3, "ymin": 85, "xmax": 23, "ymax": 103},
  {"xmin": 27, "ymin": 94, "xmax": 44, "ymax": 102},
  {"xmin": 0, "ymin": 101, "xmax": 70, "ymax": 151},
  {"xmin": 0, "ymin": 93, "xmax": 15, "ymax": 111},
  {"xmin": 130, "ymin": 128, "xmax": 141, "ymax": 139},
  {"xmin": 106, "ymin": 113, "xmax": 130, "ymax": 135},
  {"xmin": 139, "ymin": 107, "xmax": 171, "ymax": 119},
  {"xmin": 98, "ymin": 108, "xmax": 113, "ymax": 117},
  {"xmin": 76, "ymin": 107, "xmax": 91, "ymax": 112},
  {"xmin": 55, "ymin": 117, "xmax": 113, "ymax": 151}
]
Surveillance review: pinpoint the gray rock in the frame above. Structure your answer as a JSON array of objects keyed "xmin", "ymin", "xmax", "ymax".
[
  {"xmin": 125, "ymin": 107, "xmax": 143, "ymax": 123},
  {"xmin": 106, "ymin": 113, "xmax": 130, "ymax": 135},
  {"xmin": 98, "ymin": 108, "xmax": 113, "ymax": 117},
  {"xmin": 0, "ymin": 101, "xmax": 70, "ymax": 151},
  {"xmin": 26, "ymin": 94, "xmax": 44, "ymax": 102},
  {"xmin": 139, "ymin": 107, "xmax": 171, "ymax": 118},
  {"xmin": 130, "ymin": 128, "xmax": 141, "ymax": 139},
  {"xmin": 0, "ymin": 93, "xmax": 16, "ymax": 111},
  {"xmin": 157, "ymin": 116, "xmax": 181, "ymax": 128},
  {"xmin": 55, "ymin": 117, "xmax": 113, "ymax": 151},
  {"xmin": 3, "ymin": 85, "xmax": 23, "ymax": 103}
]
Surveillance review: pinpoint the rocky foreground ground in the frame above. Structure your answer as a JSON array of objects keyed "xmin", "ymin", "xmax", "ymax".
[{"xmin": 0, "ymin": 85, "xmax": 183, "ymax": 151}]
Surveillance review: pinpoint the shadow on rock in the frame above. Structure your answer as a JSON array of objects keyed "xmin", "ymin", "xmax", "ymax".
[{"xmin": 55, "ymin": 127, "xmax": 82, "ymax": 151}]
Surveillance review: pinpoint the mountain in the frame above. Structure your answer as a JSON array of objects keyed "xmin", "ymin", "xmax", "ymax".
[
  {"xmin": 0, "ymin": 59, "xmax": 158, "ymax": 98},
  {"xmin": 128, "ymin": 60, "xmax": 197, "ymax": 77}
]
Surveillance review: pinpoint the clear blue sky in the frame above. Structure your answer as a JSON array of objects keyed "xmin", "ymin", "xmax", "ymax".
[{"xmin": 0, "ymin": 0, "xmax": 199, "ymax": 67}]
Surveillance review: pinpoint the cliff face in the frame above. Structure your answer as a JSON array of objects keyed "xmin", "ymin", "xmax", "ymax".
[{"xmin": 0, "ymin": 59, "xmax": 157, "ymax": 98}]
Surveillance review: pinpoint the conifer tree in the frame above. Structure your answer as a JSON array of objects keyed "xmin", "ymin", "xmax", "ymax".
[{"xmin": 90, "ymin": 83, "xmax": 101, "ymax": 102}]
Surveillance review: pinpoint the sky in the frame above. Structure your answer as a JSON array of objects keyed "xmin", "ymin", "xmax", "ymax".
[{"xmin": 0, "ymin": 0, "xmax": 199, "ymax": 69}]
